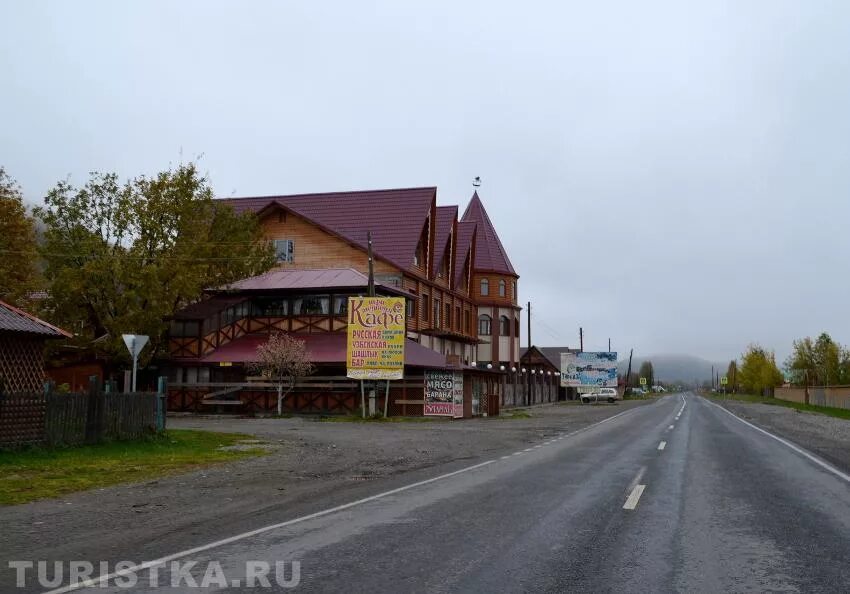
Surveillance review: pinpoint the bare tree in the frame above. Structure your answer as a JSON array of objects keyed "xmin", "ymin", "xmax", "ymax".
[{"xmin": 252, "ymin": 332, "xmax": 314, "ymax": 415}]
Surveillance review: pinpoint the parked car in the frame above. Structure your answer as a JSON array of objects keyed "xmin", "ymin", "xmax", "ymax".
[{"xmin": 581, "ymin": 387, "xmax": 619, "ymax": 404}]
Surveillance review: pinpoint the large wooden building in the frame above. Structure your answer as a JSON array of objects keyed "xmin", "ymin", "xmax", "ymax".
[{"xmin": 163, "ymin": 186, "xmax": 518, "ymax": 413}]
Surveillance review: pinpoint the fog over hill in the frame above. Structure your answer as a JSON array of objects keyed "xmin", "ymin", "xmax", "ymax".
[{"xmin": 617, "ymin": 354, "xmax": 726, "ymax": 384}]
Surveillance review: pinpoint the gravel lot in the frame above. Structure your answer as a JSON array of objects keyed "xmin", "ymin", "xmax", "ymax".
[
  {"xmin": 717, "ymin": 399, "xmax": 850, "ymax": 473},
  {"xmin": 0, "ymin": 399, "xmax": 653, "ymax": 568}
]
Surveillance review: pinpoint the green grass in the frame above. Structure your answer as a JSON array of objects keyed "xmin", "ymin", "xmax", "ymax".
[
  {"xmin": 498, "ymin": 409, "xmax": 533, "ymax": 419},
  {"xmin": 0, "ymin": 430, "xmax": 268, "ymax": 506},
  {"xmin": 711, "ymin": 393, "xmax": 850, "ymax": 420}
]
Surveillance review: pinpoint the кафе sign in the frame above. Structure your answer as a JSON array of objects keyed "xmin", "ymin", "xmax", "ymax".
[{"xmin": 346, "ymin": 297, "xmax": 405, "ymax": 380}]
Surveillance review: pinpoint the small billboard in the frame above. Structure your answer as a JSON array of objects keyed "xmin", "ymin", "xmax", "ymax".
[{"xmin": 560, "ymin": 351, "xmax": 618, "ymax": 388}]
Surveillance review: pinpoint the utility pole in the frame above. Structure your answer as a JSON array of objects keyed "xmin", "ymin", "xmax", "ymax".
[
  {"xmin": 711, "ymin": 365, "xmax": 714, "ymax": 390},
  {"xmin": 527, "ymin": 301, "xmax": 532, "ymax": 406},
  {"xmin": 608, "ymin": 338, "xmax": 611, "ymax": 352},
  {"xmin": 579, "ymin": 327, "xmax": 584, "ymax": 352},
  {"xmin": 367, "ymin": 231, "xmax": 375, "ymax": 297},
  {"xmin": 625, "ymin": 348, "xmax": 633, "ymax": 392}
]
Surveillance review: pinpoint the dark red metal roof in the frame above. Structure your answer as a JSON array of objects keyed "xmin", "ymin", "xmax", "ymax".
[
  {"xmin": 171, "ymin": 295, "xmax": 248, "ymax": 320},
  {"xmin": 431, "ymin": 205, "xmax": 457, "ymax": 278},
  {"xmin": 201, "ymin": 333, "xmax": 448, "ymax": 368},
  {"xmin": 453, "ymin": 221, "xmax": 477, "ymax": 288},
  {"xmin": 0, "ymin": 300, "xmax": 71, "ymax": 337},
  {"xmin": 220, "ymin": 187, "xmax": 436, "ymax": 271},
  {"xmin": 222, "ymin": 268, "xmax": 370, "ymax": 291},
  {"xmin": 460, "ymin": 192, "xmax": 517, "ymax": 276}
]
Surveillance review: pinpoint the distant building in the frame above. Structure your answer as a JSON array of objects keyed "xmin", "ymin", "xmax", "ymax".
[{"xmin": 0, "ymin": 300, "xmax": 71, "ymax": 392}]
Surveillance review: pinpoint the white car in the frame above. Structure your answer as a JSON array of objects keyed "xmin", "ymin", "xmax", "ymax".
[{"xmin": 581, "ymin": 387, "xmax": 619, "ymax": 404}]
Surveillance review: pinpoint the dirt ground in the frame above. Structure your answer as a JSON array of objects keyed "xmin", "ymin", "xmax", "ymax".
[
  {"xmin": 718, "ymin": 399, "xmax": 850, "ymax": 473},
  {"xmin": 0, "ymin": 399, "xmax": 653, "ymax": 567}
]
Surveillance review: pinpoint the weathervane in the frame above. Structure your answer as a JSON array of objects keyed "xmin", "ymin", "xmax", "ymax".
[{"xmin": 472, "ymin": 176, "xmax": 481, "ymax": 188}]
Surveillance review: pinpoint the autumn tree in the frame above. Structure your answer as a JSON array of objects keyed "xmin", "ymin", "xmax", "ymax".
[
  {"xmin": 739, "ymin": 344, "xmax": 783, "ymax": 396},
  {"xmin": 726, "ymin": 360, "xmax": 738, "ymax": 392},
  {"xmin": 251, "ymin": 332, "xmax": 314, "ymax": 415},
  {"xmin": 638, "ymin": 360, "xmax": 654, "ymax": 388},
  {"xmin": 0, "ymin": 167, "xmax": 39, "ymax": 306},
  {"xmin": 35, "ymin": 162, "xmax": 275, "ymax": 363},
  {"xmin": 785, "ymin": 332, "xmax": 850, "ymax": 387}
]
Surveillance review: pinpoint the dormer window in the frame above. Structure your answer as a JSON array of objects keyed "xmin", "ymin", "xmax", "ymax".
[
  {"xmin": 274, "ymin": 239, "xmax": 294, "ymax": 263},
  {"xmin": 437, "ymin": 255, "xmax": 448, "ymax": 278}
]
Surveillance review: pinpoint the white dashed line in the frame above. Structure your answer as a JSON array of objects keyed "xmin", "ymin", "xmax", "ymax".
[
  {"xmin": 657, "ymin": 441, "xmax": 666, "ymax": 451},
  {"xmin": 623, "ymin": 484, "xmax": 646, "ymax": 510},
  {"xmin": 668, "ymin": 425, "xmax": 674, "ymax": 430}
]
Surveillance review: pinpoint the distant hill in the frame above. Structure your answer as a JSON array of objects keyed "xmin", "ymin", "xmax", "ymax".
[{"xmin": 617, "ymin": 354, "xmax": 723, "ymax": 384}]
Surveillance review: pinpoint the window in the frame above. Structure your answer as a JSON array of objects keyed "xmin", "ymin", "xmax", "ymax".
[
  {"xmin": 480, "ymin": 278, "xmax": 489, "ymax": 296},
  {"xmin": 499, "ymin": 280, "xmax": 506, "ymax": 297},
  {"xmin": 500, "ymin": 315, "xmax": 510, "ymax": 336},
  {"xmin": 512, "ymin": 281, "xmax": 517, "ymax": 301},
  {"xmin": 445, "ymin": 303, "xmax": 451, "ymax": 328},
  {"xmin": 333, "ymin": 296, "xmax": 349, "ymax": 316},
  {"xmin": 422, "ymin": 294, "xmax": 430, "ymax": 321},
  {"xmin": 170, "ymin": 320, "xmax": 200, "ymax": 337},
  {"xmin": 438, "ymin": 255, "xmax": 448, "ymax": 278},
  {"xmin": 221, "ymin": 302, "xmax": 249, "ymax": 325},
  {"xmin": 293, "ymin": 295, "xmax": 330, "ymax": 315},
  {"xmin": 414, "ymin": 234, "xmax": 425, "ymax": 268},
  {"xmin": 406, "ymin": 299, "xmax": 415, "ymax": 319},
  {"xmin": 455, "ymin": 306, "xmax": 461, "ymax": 330},
  {"xmin": 252, "ymin": 297, "xmax": 288, "ymax": 317},
  {"xmin": 464, "ymin": 310, "xmax": 470, "ymax": 334},
  {"xmin": 478, "ymin": 314, "xmax": 492, "ymax": 336},
  {"xmin": 434, "ymin": 298, "xmax": 441, "ymax": 327},
  {"xmin": 515, "ymin": 318, "xmax": 520, "ymax": 336},
  {"xmin": 274, "ymin": 239, "xmax": 294, "ymax": 263}
]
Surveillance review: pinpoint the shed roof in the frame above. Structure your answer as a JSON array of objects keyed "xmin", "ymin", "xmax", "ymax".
[
  {"xmin": 520, "ymin": 346, "xmax": 581, "ymax": 371},
  {"xmin": 0, "ymin": 300, "xmax": 71, "ymax": 338},
  {"xmin": 460, "ymin": 191, "xmax": 516, "ymax": 275},
  {"xmin": 200, "ymin": 333, "xmax": 448, "ymax": 368},
  {"xmin": 220, "ymin": 187, "xmax": 436, "ymax": 270}
]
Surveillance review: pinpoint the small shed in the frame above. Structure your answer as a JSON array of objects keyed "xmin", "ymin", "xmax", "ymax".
[{"xmin": 0, "ymin": 300, "xmax": 71, "ymax": 393}]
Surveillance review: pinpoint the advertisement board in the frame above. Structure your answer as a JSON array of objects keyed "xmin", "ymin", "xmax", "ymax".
[
  {"xmin": 346, "ymin": 297, "xmax": 405, "ymax": 380},
  {"xmin": 424, "ymin": 370, "xmax": 464, "ymax": 417},
  {"xmin": 560, "ymin": 351, "xmax": 618, "ymax": 388},
  {"xmin": 424, "ymin": 370, "xmax": 453, "ymax": 416}
]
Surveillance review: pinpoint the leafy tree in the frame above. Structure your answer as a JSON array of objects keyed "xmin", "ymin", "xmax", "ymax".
[
  {"xmin": 35, "ymin": 162, "xmax": 275, "ymax": 363},
  {"xmin": 251, "ymin": 332, "xmax": 314, "ymax": 415},
  {"xmin": 726, "ymin": 360, "xmax": 738, "ymax": 392},
  {"xmin": 739, "ymin": 344, "xmax": 783, "ymax": 396},
  {"xmin": 0, "ymin": 167, "xmax": 39, "ymax": 305},
  {"xmin": 638, "ymin": 360, "xmax": 654, "ymax": 388},
  {"xmin": 785, "ymin": 332, "xmax": 850, "ymax": 386}
]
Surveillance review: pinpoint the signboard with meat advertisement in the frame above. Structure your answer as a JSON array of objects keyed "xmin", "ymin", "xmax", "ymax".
[{"xmin": 425, "ymin": 370, "xmax": 464, "ymax": 417}]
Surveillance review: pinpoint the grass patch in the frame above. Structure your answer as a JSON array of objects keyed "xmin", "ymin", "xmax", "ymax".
[
  {"xmin": 498, "ymin": 409, "xmax": 533, "ymax": 419},
  {"xmin": 0, "ymin": 430, "xmax": 267, "ymax": 506},
  {"xmin": 711, "ymin": 393, "xmax": 850, "ymax": 421}
]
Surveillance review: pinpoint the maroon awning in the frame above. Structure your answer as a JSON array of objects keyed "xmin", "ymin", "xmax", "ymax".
[{"xmin": 200, "ymin": 333, "xmax": 448, "ymax": 368}]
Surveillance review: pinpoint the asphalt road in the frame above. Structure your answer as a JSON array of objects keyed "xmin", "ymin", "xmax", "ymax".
[{"xmin": 14, "ymin": 393, "xmax": 850, "ymax": 593}]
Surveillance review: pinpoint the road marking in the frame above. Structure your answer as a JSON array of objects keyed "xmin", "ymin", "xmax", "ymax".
[
  {"xmin": 42, "ymin": 403, "xmax": 647, "ymax": 593},
  {"xmin": 623, "ymin": 484, "xmax": 646, "ymax": 510},
  {"xmin": 702, "ymin": 397, "xmax": 850, "ymax": 484},
  {"xmin": 669, "ymin": 425, "xmax": 674, "ymax": 430},
  {"xmin": 500, "ymin": 455, "xmax": 510, "ymax": 459},
  {"xmin": 658, "ymin": 441, "xmax": 666, "ymax": 450}
]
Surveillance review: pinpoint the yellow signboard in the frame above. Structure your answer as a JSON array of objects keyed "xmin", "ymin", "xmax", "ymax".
[
  {"xmin": 639, "ymin": 377, "xmax": 647, "ymax": 385},
  {"xmin": 346, "ymin": 297, "xmax": 406, "ymax": 380}
]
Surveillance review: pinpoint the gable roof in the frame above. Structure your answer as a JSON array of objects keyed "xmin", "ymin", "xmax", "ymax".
[
  {"xmin": 520, "ymin": 346, "xmax": 581, "ymax": 371},
  {"xmin": 460, "ymin": 191, "xmax": 517, "ymax": 276},
  {"xmin": 453, "ymin": 221, "xmax": 477, "ymax": 288},
  {"xmin": 212, "ymin": 268, "xmax": 413, "ymax": 298},
  {"xmin": 220, "ymin": 187, "xmax": 436, "ymax": 271},
  {"xmin": 0, "ymin": 300, "xmax": 71, "ymax": 338},
  {"xmin": 432, "ymin": 205, "xmax": 457, "ymax": 278}
]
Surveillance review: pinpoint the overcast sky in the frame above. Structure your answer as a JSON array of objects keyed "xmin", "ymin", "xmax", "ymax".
[{"xmin": 3, "ymin": 1, "xmax": 849, "ymax": 363}]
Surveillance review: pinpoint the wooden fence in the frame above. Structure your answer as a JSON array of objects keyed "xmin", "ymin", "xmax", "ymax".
[{"xmin": 0, "ymin": 391, "xmax": 160, "ymax": 449}]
